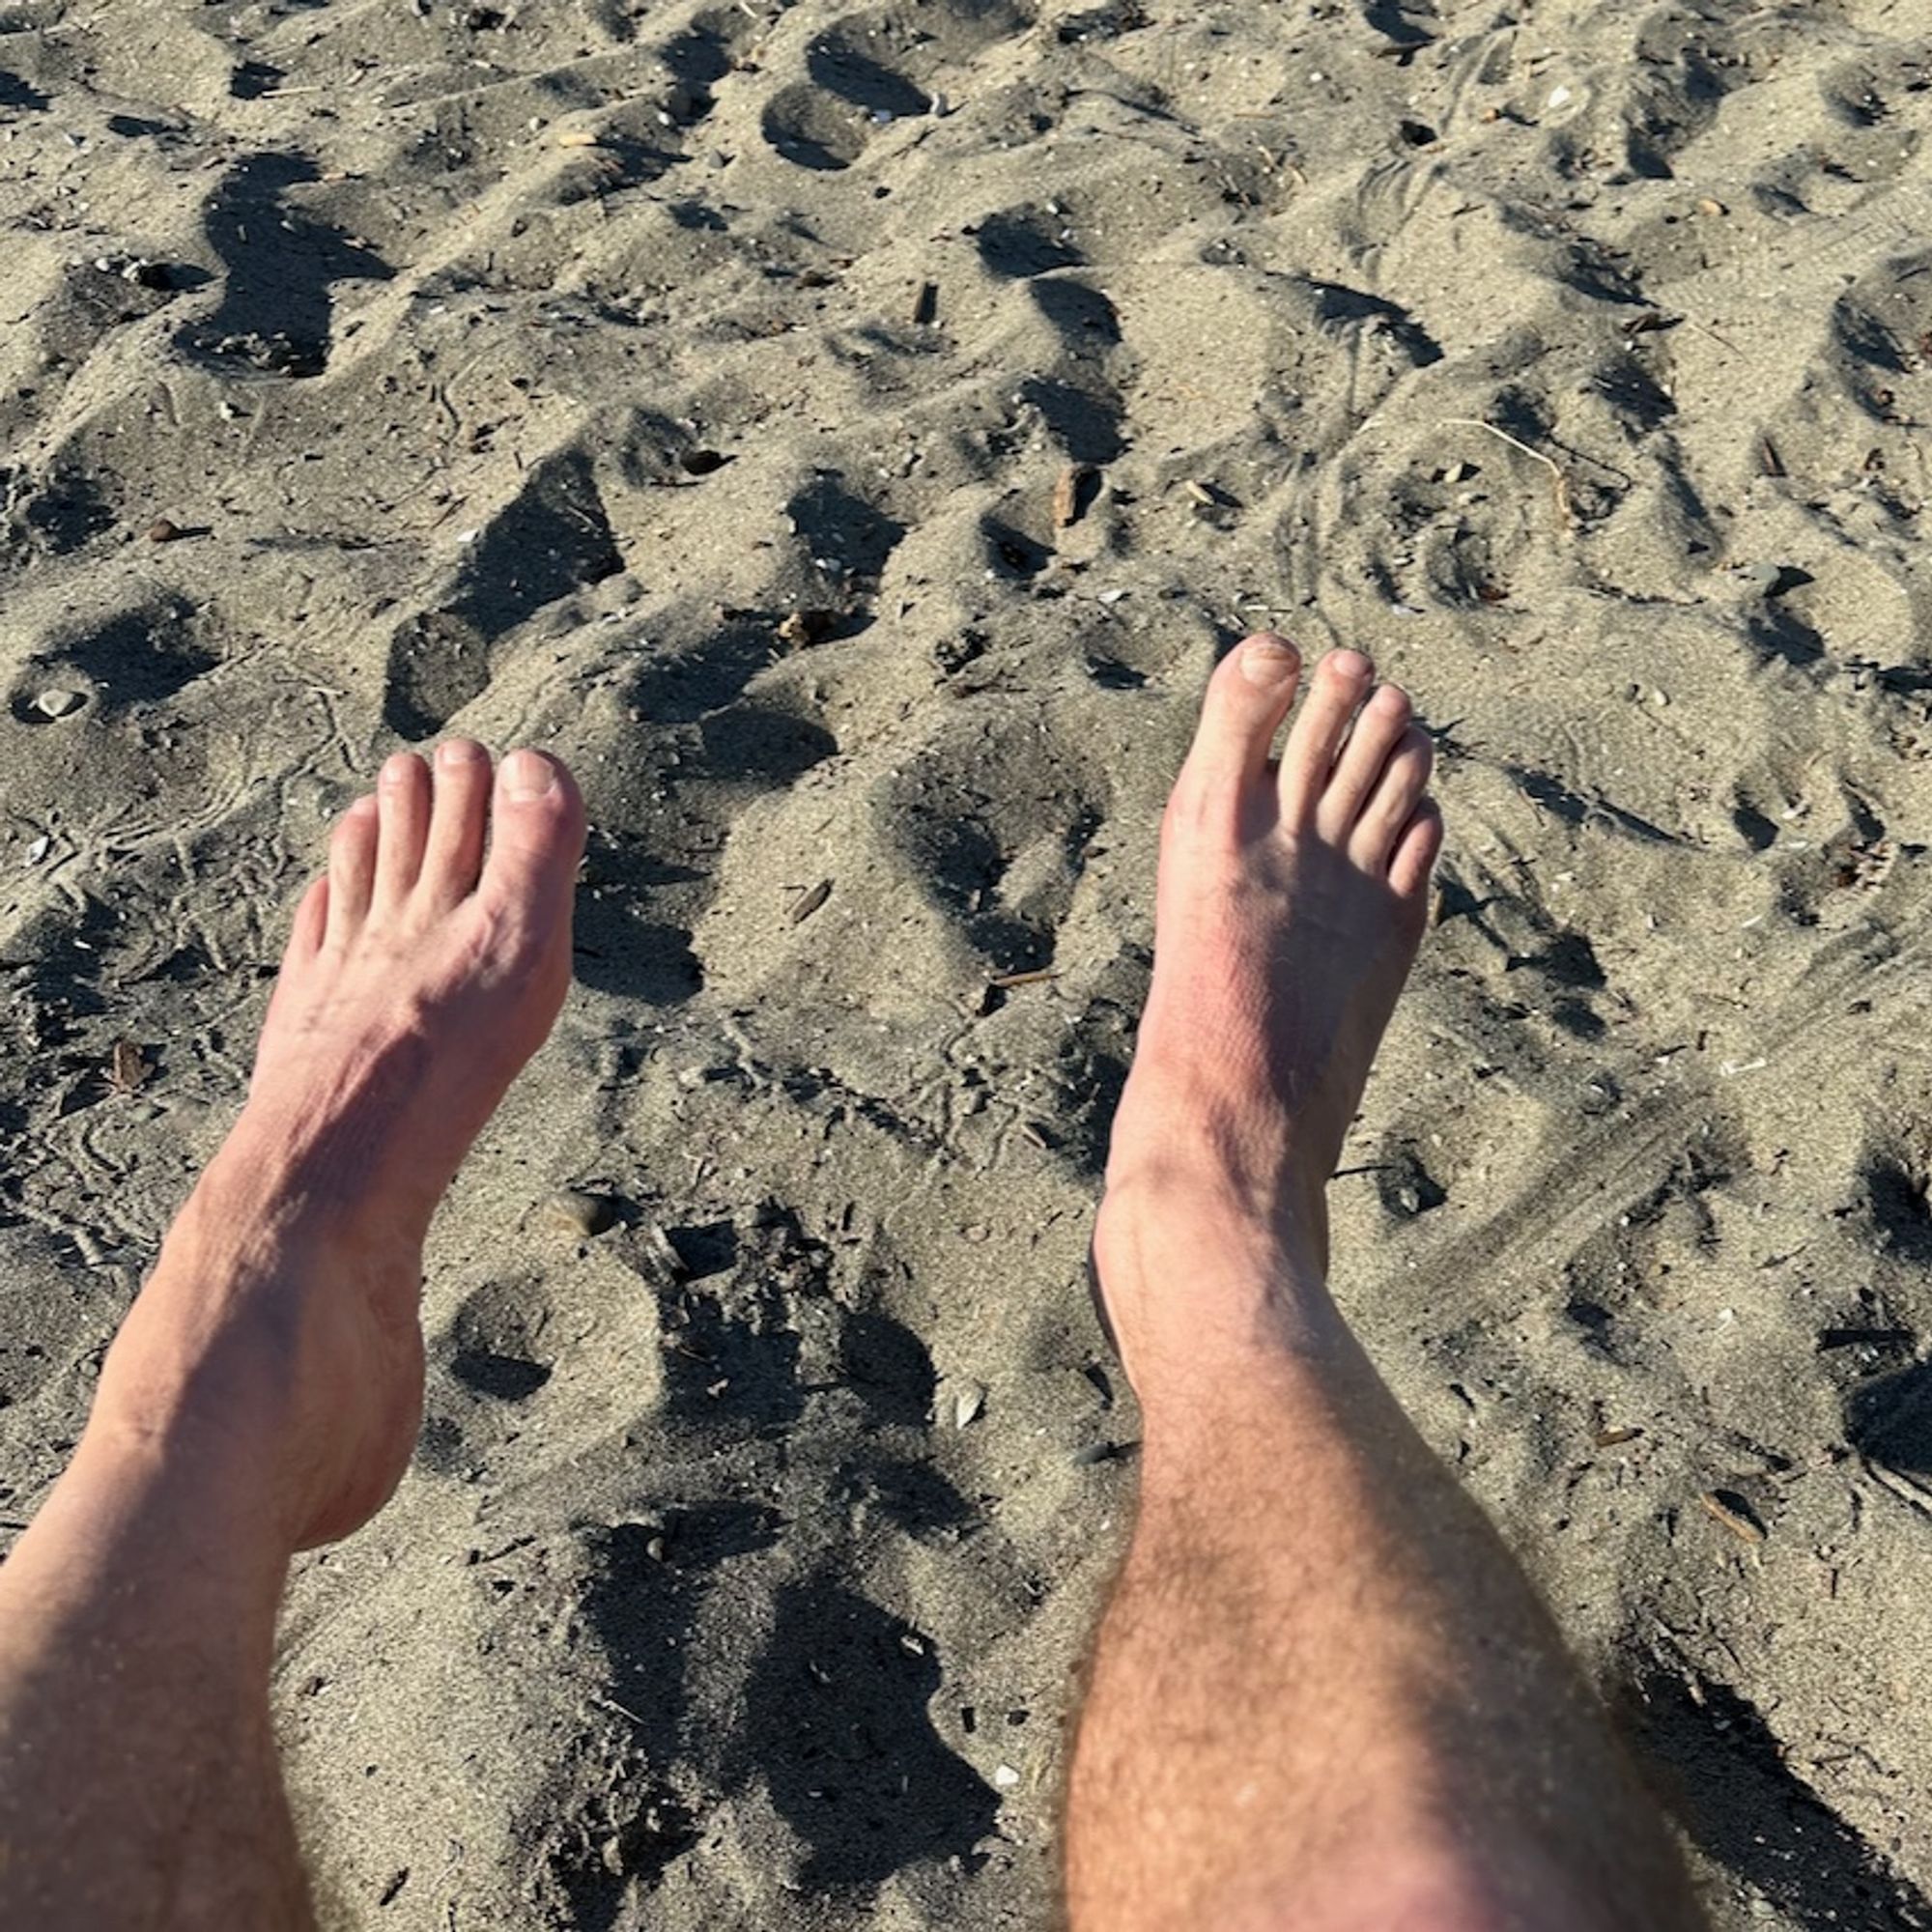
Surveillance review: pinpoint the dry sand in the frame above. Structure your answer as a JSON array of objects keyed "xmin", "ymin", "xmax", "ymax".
[{"xmin": 5, "ymin": 0, "xmax": 1932, "ymax": 1924}]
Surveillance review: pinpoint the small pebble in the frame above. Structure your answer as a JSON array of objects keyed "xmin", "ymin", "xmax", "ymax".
[
  {"xmin": 548, "ymin": 1188, "xmax": 616, "ymax": 1237},
  {"xmin": 953, "ymin": 1383, "xmax": 985, "ymax": 1430},
  {"xmin": 33, "ymin": 688, "xmax": 84, "ymax": 719},
  {"xmin": 994, "ymin": 1764, "xmax": 1021, "ymax": 1789},
  {"xmin": 25, "ymin": 836, "xmax": 50, "ymax": 866},
  {"xmin": 146, "ymin": 517, "xmax": 183, "ymax": 543},
  {"xmin": 778, "ymin": 609, "xmax": 835, "ymax": 647}
]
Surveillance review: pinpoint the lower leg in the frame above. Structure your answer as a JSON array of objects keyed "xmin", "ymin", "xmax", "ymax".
[
  {"xmin": 1065, "ymin": 639, "xmax": 1701, "ymax": 1931},
  {"xmin": 1074, "ymin": 1220, "xmax": 1696, "ymax": 1930},
  {"xmin": 0, "ymin": 744, "xmax": 585, "ymax": 1930},
  {"xmin": 0, "ymin": 1411, "xmax": 305, "ymax": 1924}
]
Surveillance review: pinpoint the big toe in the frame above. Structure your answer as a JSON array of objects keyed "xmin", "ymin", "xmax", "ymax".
[
  {"xmin": 479, "ymin": 750, "xmax": 585, "ymax": 939},
  {"xmin": 1179, "ymin": 634, "xmax": 1303, "ymax": 799}
]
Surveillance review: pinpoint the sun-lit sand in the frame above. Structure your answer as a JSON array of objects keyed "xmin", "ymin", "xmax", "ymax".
[{"xmin": 4, "ymin": 2, "xmax": 1932, "ymax": 1925}]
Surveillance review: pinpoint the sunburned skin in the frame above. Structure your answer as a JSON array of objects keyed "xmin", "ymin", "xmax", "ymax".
[
  {"xmin": 1092, "ymin": 638, "xmax": 1439, "ymax": 1406},
  {"xmin": 1069, "ymin": 636, "xmax": 1704, "ymax": 1932}
]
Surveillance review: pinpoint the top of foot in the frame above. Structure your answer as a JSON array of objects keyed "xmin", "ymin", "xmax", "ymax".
[
  {"xmin": 1093, "ymin": 636, "xmax": 1442, "ymax": 1405},
  {"xmin": 98, "ymin": 742, "xmax": 585, "ymax": 1548}
]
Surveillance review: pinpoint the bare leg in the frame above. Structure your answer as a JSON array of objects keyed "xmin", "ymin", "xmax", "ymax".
[
  {"xmin": 0, "ymin": 743, "xmax": 585, "ymax": 1928},
  {"xmin": 1065, "ymin": 639, "xmax": 1703, "ymax": 1932}
]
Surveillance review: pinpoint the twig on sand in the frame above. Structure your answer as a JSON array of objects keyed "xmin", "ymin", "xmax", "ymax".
[
  {"xmin": 1442, "ymin": 417, "xmax": 1575, "ymax": 531},
  {"xmin": 591, "ymin": 1690, "xmax": 652, "ymax": 1727}
]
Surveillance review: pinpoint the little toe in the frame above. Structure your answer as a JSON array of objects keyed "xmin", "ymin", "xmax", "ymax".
[
  {"xmin": 373, "ymin": 753, "xmax": 433, "ymax": 910},
  {"xmin": 1178, "ymin": 636, "xmax": 1303, "ymax": 801},
  {"xmin": 1277, "ymin": 650, "xmax": 1374, "ymax": 826},
  {"xmin": 478, "ymin": 749, "xmax": 586, "ymax": 940},
  {"xmin": 1315, "ymin": 681, "xmax": 1411, "ymax": 844},
  {"xmin": 1350, "ymin": 726, "xmax": 1435, "ymax": 873},
  {"xmin": 1389, "ymin": 799, "xmax": 1445, "ymax": 901},
  {"xmin": 419, "ymin": 739, "xmax": 493, "ymax": 908},
  {"xmin": 326, "ymin": 795, "xmax": 379, "ymax": 943}
]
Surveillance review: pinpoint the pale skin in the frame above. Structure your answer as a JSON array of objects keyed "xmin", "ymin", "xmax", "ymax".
[{"xmin": 0, "ymin": 646, "xmax": 1703, "ymax": 1929}]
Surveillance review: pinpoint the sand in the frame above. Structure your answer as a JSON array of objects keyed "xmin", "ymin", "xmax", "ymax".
[{"xmin": 4, "ymin": 0, "xmax": 1932, "ymax": 1924}]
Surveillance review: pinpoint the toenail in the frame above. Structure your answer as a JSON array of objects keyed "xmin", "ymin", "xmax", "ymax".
[
  {"xmin": 438, "ymin": 739, "xmax": 487, "ymax": 767},
  {"xmin": 380, "ymin": 754, "xmax": 416, "ymax": 786},
  {"xmin": 1372, "ymin": 684, "xmax": 1408, "ymax": 713},
  {"xmin": 502, "ymin": 749, "xmax": 557, "ymax": 800},
  {"xmin": 1329, "ymin": 651, "xmax": 1373, "ymax": 682},
  {"xmin": 1238, "ymin": 637, "xmax": 1299, "ymax": 686}
]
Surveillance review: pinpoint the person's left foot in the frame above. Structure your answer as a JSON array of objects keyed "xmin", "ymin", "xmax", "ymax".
[{"xmin": 90, "ymin": 743, "xmax": 585, "ymax": 1549}]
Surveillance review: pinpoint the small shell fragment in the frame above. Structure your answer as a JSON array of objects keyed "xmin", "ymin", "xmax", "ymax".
[
  {"xmin": 788, "ymin": 879, "xmax": 832, "ymax": 925},
  {"xmin": 556, "ymin": 128, "xmax": 603, "ymax": 148},
  {"xmin": 33, "ymin": 688, "xmax": 84, "ymax": 719},
  {"xmin": 953, "ymin": 1382, "xmax": 985, "ymax": 1429},
  {"xmin": 109, "ymin": 1039, "xmax": 151, "ymax": 1093},
  {"xmin": 1053, "ymin": 463, "xmax": 1094, "ymax": 529},
  {"xmin": 639, "ymin": 1222, "xmax": 687, "ymax": 1281}
]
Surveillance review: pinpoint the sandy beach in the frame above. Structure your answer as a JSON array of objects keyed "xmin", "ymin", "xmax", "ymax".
[{"xmin": 4, "ymin": 0, "xmax": 1932, "ymax": 1924}]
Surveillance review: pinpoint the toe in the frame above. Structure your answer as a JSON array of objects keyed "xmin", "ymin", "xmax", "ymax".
[
  {"xmin": 373, "ymin": 753, "xmax": 432, "ymax": 909},
  {"xmin": 478, "ymin": 749, "xmax": 585, "ymax": 943},
  {"xmin": 287, "ymin": 876, "xmax": 329, "ymax": 965},
  {"xmin": 1350, "ymin": 725, "xmax": 1435, "ymax": 873},
  {"xmin": 1388, "ymin": 799, "xmax": 1445, "ymax": 901},
  {"xmin": 326, "ymin": 795, "xmax": 379, "ymax": 943},
  {"xmin": 1178, "ymin": 635, "xmax": 1303, "ymax": 802},
  {"xmin": 419, "ymin": 739, "xmax": 493, "ymax": 908},
  {"xmin": 1277, "ymin": 650, "xmax": 1374, "ymax": 827},
  {"xmin": 1315, "ymin": 682, "xmax": 1411, "ymax": 843}
]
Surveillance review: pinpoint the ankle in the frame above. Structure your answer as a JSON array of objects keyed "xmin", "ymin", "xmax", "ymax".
[
  {"xmin": 43, "ymin": 1411, "xmax": 295, "ymax": 1617},
  {"xmin": 1093, "ymin": 1183, "xmax": 1349, "ymax": 1433},
  {"xmin": 1094, "ymin": 1175, "xmax": 1329, "ymax": 1318},
  {"xmin": 1099, "ymin": 1148, "xmax": 1329, "ymax": 1264}
]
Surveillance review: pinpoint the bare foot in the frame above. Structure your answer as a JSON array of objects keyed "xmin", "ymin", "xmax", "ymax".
[
  {"xmin": 91, "ymin": 743, "xmax": 585, "ymax": 1549},
  {"xmin": 1093, "ymin": 636, "xmax": 1441, "ymax": 1409}
]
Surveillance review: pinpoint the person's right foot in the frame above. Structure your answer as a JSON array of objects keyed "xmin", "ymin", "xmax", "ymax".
[{"xmin": 1093, "ymin": 635, "xmax": 1441, "ymax": 1409}]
